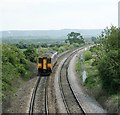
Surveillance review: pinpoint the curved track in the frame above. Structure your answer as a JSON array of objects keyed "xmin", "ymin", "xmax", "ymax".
[{"xmin": 59, "ymin": 48, "xmax": 86, "ymax": 114}]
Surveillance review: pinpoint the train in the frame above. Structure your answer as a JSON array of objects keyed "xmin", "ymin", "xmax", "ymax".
[{"xmin": 37, "ymin": 51, "xmax": 58, "ymax": 75}]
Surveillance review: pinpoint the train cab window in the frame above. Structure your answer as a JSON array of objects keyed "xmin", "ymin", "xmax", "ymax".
[
  {"xmin": 47, "ymin": 58, "xmax": 51, "ymax": 63},
  {"xmin": 39, "ymin": 58, "xmax": 42, "ymax": 63}
]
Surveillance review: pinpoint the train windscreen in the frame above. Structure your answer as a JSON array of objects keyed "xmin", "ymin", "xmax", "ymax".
[
  {"xmin": 47, "ymin": 58, "xmax": 51, "ymax": 63},
  {"xmin": 39, "ymin": 58, "xmax": 42, "ymax": 63}
]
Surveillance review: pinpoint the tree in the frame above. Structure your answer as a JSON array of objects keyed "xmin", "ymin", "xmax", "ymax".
[
  {"xmin": 41, "ymin": 43, "xmax": 48, "ymax": 48},
  {"xmin": 23, "ymin": 46, "xmax": 37, "ymax": 62},
  {"xmin": 65, "ymin": 32, "xmax": 85, "ymax": 44},
  {"xmin": 16, "ymin": 41, "xmax": 27, "ymax": 49},
  {"xmin": 96, "ymin": 26, "xmax": 120, "ymax": 93}
]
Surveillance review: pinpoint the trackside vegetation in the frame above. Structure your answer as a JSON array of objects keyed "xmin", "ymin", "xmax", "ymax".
[
  {"xmin": 97, "ymin": 26, "xmax": 119, "ymax": 94},
  {"xmin": 83, "ymin": 51, "xmax": 92, "ymax": 61},
  {"xmin": 76, "ymin": 26, "xmax": 120, "ymax": 113},
  {"xmin": 2, "ymin": 44, "xmax": 32, "ymax": 101}
]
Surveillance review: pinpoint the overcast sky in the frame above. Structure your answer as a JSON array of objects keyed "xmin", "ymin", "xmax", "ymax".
[{"xmin": 0, "ymin": 0, "xmax": 119, "ymax": 30}]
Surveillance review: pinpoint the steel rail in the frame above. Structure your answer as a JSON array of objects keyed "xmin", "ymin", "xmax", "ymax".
[
  {"xmin": 29, "ymin": 77, "xmax": 41, "ymax": 115},
  {"xmin": 45, "ymin": 77, "xmax": 49, "ymax": 115},
  {"xmin": 59, "ymin": 47, "xmax": 86, "ymax": 114}
]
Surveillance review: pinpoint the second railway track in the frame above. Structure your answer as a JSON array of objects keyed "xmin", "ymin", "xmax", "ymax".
[{"xmin": 59, "ymin": 48, "xmax": 86, "ymax": 114}]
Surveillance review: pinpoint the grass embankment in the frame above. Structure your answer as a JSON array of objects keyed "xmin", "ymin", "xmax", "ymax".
[
  {"xmin": 2, "ymin": 44, "xmax": 35, "ymax": 106},
  {"xmin": 75, "ymin": 48, "xmax": 120, "ymax": 113}
]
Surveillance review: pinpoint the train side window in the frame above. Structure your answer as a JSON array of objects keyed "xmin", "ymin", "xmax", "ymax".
[
  {"xmin": 39, "ymin": 58, "xmax": 42, "ymax": 63},
  {"xmin": 47, "ymin": 58, "xmax": 51, "ymax": 63}
]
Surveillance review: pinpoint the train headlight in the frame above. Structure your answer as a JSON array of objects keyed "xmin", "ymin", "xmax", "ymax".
[
  {"xmin": 48, "ymin": 64, "xmax": 52, "ymax": 69},
  {"xmin": 38, "ymin": 63, "xmax": 42, "ymax": 68}
]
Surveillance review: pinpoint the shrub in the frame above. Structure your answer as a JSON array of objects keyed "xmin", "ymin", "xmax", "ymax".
[
  {"xmin": 97, "ymin": 50, "xmax": 119, "ymax": 94},
  {"xmin": 2, "ymin": 44, "xmax": 32, "ymax": 100},
  {"xmin": 96, "ymin": 26, "xmax": 120, "ymax": 94},
  {"xmin": 84, "ymin": 51, "xmax": 92, "ymax": 61},
  {"xmin": 23, "ymin": 47, "xmax": 37, "ymax": 62}
]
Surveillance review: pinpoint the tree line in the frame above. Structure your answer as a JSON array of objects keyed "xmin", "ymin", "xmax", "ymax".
[{"xmin": 93, "ymin": 26, "xmax": 119, "ymax": 94}]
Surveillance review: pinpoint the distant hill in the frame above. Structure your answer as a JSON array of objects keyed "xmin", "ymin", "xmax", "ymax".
[{"xmin": 1, "ymin": 29, "xmax": 103, "ymax": 39}]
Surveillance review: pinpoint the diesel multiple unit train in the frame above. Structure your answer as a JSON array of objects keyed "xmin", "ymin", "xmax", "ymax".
[{"xmin": 37, "ymin": 51, "xmax": 58, "ymax": 75}]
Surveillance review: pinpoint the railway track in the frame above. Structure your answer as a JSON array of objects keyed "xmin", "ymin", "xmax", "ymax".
[
  {"xmin": 29, "ymin": 77, "xmax": 48, "ymax": 115},
  {"xmin": 29, "ymin": 46, "xmax": 88, "ymax": 114},
  {"xmin": 59, "ymin": 48, "xmax": 86, "ymax": 114},
  {"xmin": 28, "ymin": 47, "xmax": 73, "ymax": 114}
]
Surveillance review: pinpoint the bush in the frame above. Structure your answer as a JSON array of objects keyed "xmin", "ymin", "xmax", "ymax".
[
  {"xmin": 96, "ymin": 26, "xmax": 120, "ymax": 94},
  {"xmin": 2, "ymin": 62, "xmax": 20, "ymax": 99},
  {"xmin": 2, "ymin": 44, "xmax": 32, "ymax": 100},
  {"xmin": 59, "ymin": 46, "xmax": 66, "ymax": 53},
  {"xmin": 84, "ymin": 51, "xmax": 92, "ymax": 61},
  {"xmin": 24, "ymin": 46, "xmax": 38, "ymax": 62},
  {"xmin": 89, "ymin": 46, "xmax": 97, "ymax": 52},
  {"xmin": 72, "ymin": 43, "xmax": 80, "ymax": 47},
  {"xmin": 97, "ymin": 51, "xmax": 119, "ymax": 94}
]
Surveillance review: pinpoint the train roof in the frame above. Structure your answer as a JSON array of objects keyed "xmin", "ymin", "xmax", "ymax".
[{"xmin": 39, "ymin": 51, "xmax": 58, "ymax": 58}]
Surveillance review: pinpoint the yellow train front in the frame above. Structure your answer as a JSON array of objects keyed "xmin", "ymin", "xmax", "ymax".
[{"xmin": 37, "ymin": 51, "xmax": 58, "ymax": 76}]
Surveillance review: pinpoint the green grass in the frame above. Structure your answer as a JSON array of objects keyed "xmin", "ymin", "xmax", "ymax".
[
  {"xmin": 75, "ymin": 51, "xmax": 101, "ymax": 89},
  {"xmin": 83, "ymin": 54, "xmax": 101, "ymax": 89},
  {"xmin": 2, "ymin": 62, "xmax": 19, "ymax": 99},
  {"xmin": 83, "ymin": 48, "xmax": 119, "ymax": 112},
  {"xmin": 75, "ymin": 59, "xmax": 82, "ymax": 78}
]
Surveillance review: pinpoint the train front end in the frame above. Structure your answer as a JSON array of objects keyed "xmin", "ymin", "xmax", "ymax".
[{"xmin": 37, "ymin": 57, "xmax": 52, "ymax": 76}]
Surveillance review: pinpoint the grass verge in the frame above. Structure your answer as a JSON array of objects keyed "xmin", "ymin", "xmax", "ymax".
[{"xmin": 75, "ymin": 50, "xmax": 120, "ymax": 113}]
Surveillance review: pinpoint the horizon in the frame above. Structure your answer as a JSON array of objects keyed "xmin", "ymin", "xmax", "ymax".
[
  {"xmin": 1, "ymin": 29, "xmax": 103, "ymax": 39},
  {"xmin": 0, "ymin": 28, "xmax": 103, "ymax": 32}
]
